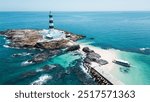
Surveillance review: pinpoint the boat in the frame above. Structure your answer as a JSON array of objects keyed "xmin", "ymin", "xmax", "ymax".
[{"xmin": 113, "ymin": 59, "xmax": 131, "ymax": 67}]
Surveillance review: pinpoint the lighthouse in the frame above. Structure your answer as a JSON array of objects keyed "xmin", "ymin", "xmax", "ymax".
[
  {"xmin": 46, "ymin": 11, "xmax": 65, "ymax": 40},
  {"xmin": 46, "ymin": 11, "xmax": 54, "ymax": 39},
  {"xmin": 49, "ymin": 11, "xmax": 54, "ymax": 30}
]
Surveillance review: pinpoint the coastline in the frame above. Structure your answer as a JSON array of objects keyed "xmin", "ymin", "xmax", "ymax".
[
  {"xmin": 79, "ymin": 43, "xmax": 119, "ymax": 72},
  {"xmin": 78, "ymin": 42, "xmax": 124, "ymax": 85}
]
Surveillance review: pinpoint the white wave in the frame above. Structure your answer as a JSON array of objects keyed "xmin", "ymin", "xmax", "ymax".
[
  {"xmin": 36, "ymin": 65, "xmax": 56, "ymax": 72},
  {"xmin": 31, "ymin": 74, "xmax": 52, "ymax": 85},
  {"xmin": 22, "ymin": 52, "xmax": 32, "ymax": 56},
  {"xmin": 21, "ymin": 60, "xmax": 33, "ymax": 66},
  {"xmin": 3, "ymin": 45, "xmax": 10, "ymax": 48},
  {"xmin": 5, "ymin": 40, "xmax": 11, "ymax": 44},
  {"xmin": 139, "ymin": 47, "xmax": 150, "ymax": 51},
  {"xmin": 36, "ymin": 69, "xmax": 43, "ymax": 72}
]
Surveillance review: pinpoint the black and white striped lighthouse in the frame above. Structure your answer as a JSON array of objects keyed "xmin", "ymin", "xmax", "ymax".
[{"xmin": 49, "ymin": 11, "xmax": 54, "ymax": 30}]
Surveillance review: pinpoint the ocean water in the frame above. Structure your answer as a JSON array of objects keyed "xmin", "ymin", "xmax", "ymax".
[{"xmin": 0, "ymin": 11, "xmax": 150, "ymax": 85}]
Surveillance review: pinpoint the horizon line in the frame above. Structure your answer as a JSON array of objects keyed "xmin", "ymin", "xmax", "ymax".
[{"xmin": 0, "ymin": 10, "xmax": 150, "ymax": 12}]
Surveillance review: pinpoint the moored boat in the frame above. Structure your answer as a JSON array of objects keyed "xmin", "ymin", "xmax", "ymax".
[{"xmin": 113, "ymin": 59, "xmax": 131, "ymax": 67}]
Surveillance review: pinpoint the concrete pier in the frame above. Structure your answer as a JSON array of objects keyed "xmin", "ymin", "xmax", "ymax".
[{"xmin": 83, "ymin": 63, "xmax": 124, "ymax": 85}]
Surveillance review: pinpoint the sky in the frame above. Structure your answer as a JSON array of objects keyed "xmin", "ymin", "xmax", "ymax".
[{"xmin": 0, "ymin": 0, "xmax": 150, "ymax": 11}]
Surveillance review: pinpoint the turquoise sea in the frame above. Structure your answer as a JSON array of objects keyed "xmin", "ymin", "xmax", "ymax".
[{"xmin": 0, "ymin": 12, "xmax": 150, "ymax": 85}]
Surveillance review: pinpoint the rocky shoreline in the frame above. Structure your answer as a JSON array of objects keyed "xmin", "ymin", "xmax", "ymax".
[
  {"xmin": 81, "ymin": 47, "xmax": 112, "ymax": 85},
  {"xmin": 0, "ymin": 29, "xmax": 84, "ymax": 49},
  {"xmin": 0, "ymin": 29, "xmax": 85, "ymax": 64}
]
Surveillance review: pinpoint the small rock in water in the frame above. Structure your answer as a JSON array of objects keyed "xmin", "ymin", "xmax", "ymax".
[
  {"xmin": 42, "ymin": 65, "xmax": 56, "ymax": 72},
  {"xmin": 12, "ymin": 52, "xmax": 32, "ymax": 57},
  {"xmin": 21, "ymin": 60, "xmax": 33, "ymax": 66},
  {"xmin": 32, "ymin": 52, "xmax": 49, "ymax": 63},
  {"xmin": 22, "ymin": 71, "xmax": 37, "ymax": 78}
]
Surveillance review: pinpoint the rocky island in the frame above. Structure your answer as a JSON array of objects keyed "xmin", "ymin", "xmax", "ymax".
[{"xmin": 0, "ymin": 29, "xmax": 84, "ymax": 64}]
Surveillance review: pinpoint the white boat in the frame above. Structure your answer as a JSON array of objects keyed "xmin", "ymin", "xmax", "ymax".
[{"xmin": 113, "ymin": 59, "xmax": 131, "ymax": 67}]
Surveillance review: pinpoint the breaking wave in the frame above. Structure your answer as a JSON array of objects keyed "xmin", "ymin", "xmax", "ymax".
[
  {"xmin": 21, "ymin": 60, "xmax": 33, "ymax": 66},
  {"xmin": 139, "ymin": 47, "xmax": 150, "ymax": 51},
  {"xmin": 3, "ymin": 45, "xmax": 10, "ymax": 48},
  {"xmin": 31, "ymin": 74, "xmax": 52, "ymax": 85}
]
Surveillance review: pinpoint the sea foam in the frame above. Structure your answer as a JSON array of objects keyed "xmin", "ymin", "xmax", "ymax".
[
  {"xmin": 21, "ymin": 60, "xmax": 33, "ymax": 66},
  {"xmin": 3, "ymin": 45, "xmax": 10, "ymax": 48},
  {"xmin": 31, "ymin": 74, "xmax": 52, "ymax": 85}
]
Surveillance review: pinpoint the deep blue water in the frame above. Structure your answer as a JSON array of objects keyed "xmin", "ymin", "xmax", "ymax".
[{"xmin": 0, "ymin": 12, "xmax": 150, "ymax": 84}]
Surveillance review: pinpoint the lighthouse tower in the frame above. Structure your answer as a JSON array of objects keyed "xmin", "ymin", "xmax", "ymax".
[
  {"xmin": 49, "ymin": 11, "xmax": 54, "ymax": 30},
  {"xmin": 46, "ymin": 11, "xmax": 65, "ymax": 40},
  {"xmin": 46, "ymin": 11, "xmax": 54, "ymax": 39}
]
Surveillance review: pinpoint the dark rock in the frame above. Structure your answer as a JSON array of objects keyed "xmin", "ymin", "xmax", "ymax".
[
  {"xmin": 87, "ymin": 52, "xmax": 101, "ymax": 62},
  {"xmin": 82, "ymin": 47, "xmax": 94, "ymax": 53},
  {"xmin": 12, "ymin": 52, "xmax": 32, "ymax": 57},
  {"xmin": 22, "ymin": 71, "xmax": 37, "ymax": 78},
  {"xmin": 97, "ymin": 59, "xmax": 108, "ymax": 65},
  {"xmin": 12, "ymin": 53, "xmax": 22, "ymax": 57},
  {"xmin": 35, "ymin": 39, "xmax": 69, "ymax": 50},
  {"xmin": 32, "ymin": 52, "xmax": 49, "ymax": 63},
  {"xmin": 66, "ymin": 45, "xmax": 80, "ymax": 52},
  {"xmin": 48, "ymin": 50, "xmax": 62, "ymax": 56},
  {"xmin": 84, "ymin": 58, "xmax": 91, "ymax": 64},
  {"xmin": 41, "ymin": 65, "xmax": 56, "ymax": 72},
  {"xmin": 69, "ymin": 34, "xmax": 85, "ymax": 41},
  {"xmin": 0, "ymin": 31, "xmax": 6, "ymax": 35}
]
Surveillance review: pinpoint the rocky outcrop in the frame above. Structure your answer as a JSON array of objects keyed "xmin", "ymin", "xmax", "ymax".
[
  {"xmin": 32, "ymin": 52, "xmax": 49, "ymax": 63},
  {"xmin": 82, "ymin": 47, "xmax": 94, "ymax": 53},
  {"xmin": 1, "ymin": 29, "xmax": 85, "ymax": 49},
  {"xmin": 22, "ymin": 71, "xmax": 37, "ymax": 78},
  {"xmin": 82, "ymin": 47, "xmax": 108, "ymax": 65},
  {"xmin": 41, "ymin": 65, "xmax": 56, "ymax": 72},
  {"xmin": 31, "ymin": 50, "xmax": 61, "ymax": 63},
  {"xmin": 0, "ymin": 31, "xmax": 5, "ymax": 35},
  {"xmin": 69, "ymin": 34, "xmax": 85, "ymax": 41},
  {"xmin": 63, "ymin": 31, "xmax": 86, "ymax": 41},
  {"xmin": 66, "ymin": 44, "xmax": 80, "ymax": 52},
  {"xmin": 4, "ymin": 30, "xmax": 43, "ymax": 48},
  {"xmin": 84, "ymin": 58, "xmax": 91, "ymax": 64},
  {"xmin": 35, "ymin": 39, "xmax": 69, "ymax": 50},
  {"xmin": 87, "ymin": 52, "xmax": 101, "ymax": 62}
]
